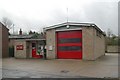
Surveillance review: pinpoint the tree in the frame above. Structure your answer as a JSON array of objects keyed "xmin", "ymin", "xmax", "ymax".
[
  {"xmin": 107, "ymin": 28, "xmax": 111, "ymax": 37},
  {"xmin": 106, "ymin": 28, "xmax": 118, "ymax": 45},
  {"xmin": 1, "ymin": 17, "xmax": 14, "ymax": 30},
  {"xmin": 29, "ymin": 30, "xmax": 33, "ymax": 35}
]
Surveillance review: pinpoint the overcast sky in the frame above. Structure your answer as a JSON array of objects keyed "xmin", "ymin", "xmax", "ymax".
[{"xmin": 0, "ymin": 0, "xmax": 119, "ymax": 35}]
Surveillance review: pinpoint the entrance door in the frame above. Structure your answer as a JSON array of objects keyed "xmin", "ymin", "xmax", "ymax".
[
  {"xmin": 56, "ymin": 30, "xmax": 82, "ymax": 59},
  {"xmin": 32, "ymin": 43, "xmax": 36, "ymax": 58},
  {"xmin": 32, "ymin": 42, "xmax": 42, "ymax": 58}
]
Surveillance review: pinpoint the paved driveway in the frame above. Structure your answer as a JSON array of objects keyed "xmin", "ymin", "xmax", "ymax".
[{"xmin": 1, "ymin": 53, "xmax": 118, "ymax": 78}]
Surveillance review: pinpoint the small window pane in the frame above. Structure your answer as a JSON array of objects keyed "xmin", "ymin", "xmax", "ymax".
[
  {"xmin": 32, "ymin": 43, "xmax": 36, "ymax": 47},
  {"xmin": 59, "ymin": 46, "xmax": 81, "ymax": 51},
  {"xmin": 59, "ymin": 38, "xmax": 81, "ymax": 43}
]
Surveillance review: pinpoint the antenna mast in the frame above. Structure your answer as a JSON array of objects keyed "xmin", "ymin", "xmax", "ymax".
[
  {"xmin": 67, "ymin": 7, "xmax": 68, "ymax": 23},
  {"xmin": 66, "ymin": 7, "xmax": 70, "ymax": 28}
]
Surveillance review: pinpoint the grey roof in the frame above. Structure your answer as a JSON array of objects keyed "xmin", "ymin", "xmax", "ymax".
[
  {"xmin": 9, "ymin": 34, "xmax": 34, "ymax": 39},
  {"xmin": 44, "ymin": 22, "xmax": 106, "ymax": 36},
  {"xmin": 9, "ymin": 34, "xmax": 46, "ymax": 39}
]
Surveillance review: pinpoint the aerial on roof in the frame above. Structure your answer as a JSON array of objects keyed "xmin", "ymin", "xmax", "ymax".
[{"xmin": 43, "ymin": 22, "xmax": 105, "ymax": 36}]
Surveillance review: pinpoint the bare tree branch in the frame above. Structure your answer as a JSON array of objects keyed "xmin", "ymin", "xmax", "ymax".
[{"xmin": 1, "ymin": 17, "xmax": 14, "ymax": 30}]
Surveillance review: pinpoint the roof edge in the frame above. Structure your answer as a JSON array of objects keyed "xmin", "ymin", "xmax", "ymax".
[
  {"xmin": 43, "ymin": 22, "xmax": 95, "ymax": 30},
  {"xmin": 43, "ymin": 22, "xmax": 106, "ymax": 36}
]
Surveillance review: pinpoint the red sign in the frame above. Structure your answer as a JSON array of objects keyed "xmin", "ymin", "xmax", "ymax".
[{"xmin": 16, "ymin": 45, "xmax": 24, "ymax": 50}]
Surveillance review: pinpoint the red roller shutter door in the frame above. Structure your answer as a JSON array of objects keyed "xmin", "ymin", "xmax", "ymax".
[{"xmin": 56, "ymin": 30, "xmax": 82, "ymax": 59}]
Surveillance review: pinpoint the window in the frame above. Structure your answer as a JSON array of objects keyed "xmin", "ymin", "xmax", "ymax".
[
  {"xmin": 59, "ymin": 38, "xmax": 81, "ymax": 43},
  {"xmin": 59, "ymin": 46, "xmax": 81, "ymax": 51},
  {"xmin": 32, "ymin": 43, "xmax": 36, "ymax": 47}
]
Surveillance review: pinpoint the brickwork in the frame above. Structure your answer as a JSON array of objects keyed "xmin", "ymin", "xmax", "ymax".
[
  {"xmin": 46, "ymin": 29, "xmax": 56, "ymax": 59},
  {"xmin": 0, "ymin": 23, "xmax": 9, "ymax": 58},
  {"xmin": 94, "ymin": 28, "xmax": 105, "ymax": 59},
  {"xmin": 9, "ymin": 39, "xmax": 16, "ymax": 47},
  {"xmin": 107, "ymin": 46, "xmax": 119, "ymax": 53},
  {"xmin": 82, "ymin": 27, "xmax": 95, "ymax": 60},
  {"xmin": 0, "ymin": 24, "xmax": 2, "ymax": 58},
  {"xmin": 14, "ymin": 40, "xmax": 27, "ymax": 58}
]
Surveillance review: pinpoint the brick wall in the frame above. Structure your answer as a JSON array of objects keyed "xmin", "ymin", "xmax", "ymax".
[
  {"xmin": 1, "ymin": 24, "xmax": 9, "ymax": 58},
  {"xmin": 9, "ymin": 39, "xmax": 16, "ymax": 47},
  {"xmin": 14, "ymin": 40, "xmax": 27, "ymax": 58},
  {"xmin": 82, "ymin": 27, "xmax": 105, "ymax": 60},
  {"xmin": 0, "ymin": 24, "xmax": 2, "ymax": 58},
  {"xmin": 46, "ymin": 29, "xmax": 56, "ymax": 59},
  {"xmin": 26, "ymin": 41, "xmax": 31, "ymax": 58},
  {"xmin": 107, "ymin": 45, "xmax": 119, "ymax": 53},
  {"xmin": 93, "ymin": 28, "xmax": 105, "ymax": 59},
  {"xmin": 82, "ymin": 27, "xmax": 94, "ymax": 60}
]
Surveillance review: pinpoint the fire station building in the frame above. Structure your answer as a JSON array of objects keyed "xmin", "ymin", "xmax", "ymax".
[{"xmin": 44, "ymin": 22, "xmax": 106, "ymax": 60}]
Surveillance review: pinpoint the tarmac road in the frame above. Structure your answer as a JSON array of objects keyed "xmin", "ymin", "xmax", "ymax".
[{"xmin": 1, "ymin": 53, "xmax": 119, "ymax": 78}]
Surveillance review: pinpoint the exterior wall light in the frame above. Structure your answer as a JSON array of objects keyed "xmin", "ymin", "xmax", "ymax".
[{"xmin": 66, "ymin": 25, "xmax": 70, "ymax": 29}]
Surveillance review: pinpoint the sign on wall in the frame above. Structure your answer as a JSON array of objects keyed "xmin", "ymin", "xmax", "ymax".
[
  {"xmin": 49, "ymin": 46, "xmax": 52, "ymax": 51},
  {"xmin": 16, "ymin": 45, "xmax": 24, "ymax": 50}
]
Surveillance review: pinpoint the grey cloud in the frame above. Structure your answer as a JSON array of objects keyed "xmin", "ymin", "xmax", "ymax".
[{"xmin": 0, "ymin": 1, "xmax": 118, "ymax": 35}]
